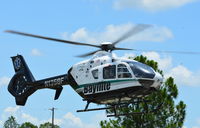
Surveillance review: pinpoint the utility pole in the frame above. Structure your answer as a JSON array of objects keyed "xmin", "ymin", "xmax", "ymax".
[{"xmin": 49, "ymin": 107, "xmax": 57, "ymax": 128}]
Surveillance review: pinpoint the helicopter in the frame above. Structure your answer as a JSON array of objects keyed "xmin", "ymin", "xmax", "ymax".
[{"xmin": 6, "ymin": 24, "xmax": 164, "ymax": 117}]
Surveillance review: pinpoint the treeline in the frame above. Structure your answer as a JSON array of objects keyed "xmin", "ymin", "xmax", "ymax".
[{"xmin": 3, "ymin": 116, "xmax": 60, "ymax": 128}]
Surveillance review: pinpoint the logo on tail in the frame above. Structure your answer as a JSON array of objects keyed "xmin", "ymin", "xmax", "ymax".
[{"xmin": 14, "ymin": 57, "xmax": 21, "ymax": 70}]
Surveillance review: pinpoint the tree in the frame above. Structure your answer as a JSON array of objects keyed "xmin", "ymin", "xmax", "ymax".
[
  {"xmin": 4, "ymin": 116, "xmax": 19, "ymax": 128},
  {"xmin": 39, "ymin": 122, "xmax": 60, "ymax": 128},
  {"xmin": 100, "ymin": 55, "xmax": 186, "ymax": 128},
  {"xmin": 20, "ymin": 122, "xmax": 38, "ymax": 128}
]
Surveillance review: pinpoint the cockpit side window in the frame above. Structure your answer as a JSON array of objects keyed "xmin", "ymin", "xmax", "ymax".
[
  {"xmin": 117, "ymin": 64, "xmax": 132, "ymax": 78},
  {"xmin": 92, "ymin": 69, "xmax": 98, "ymax": 79},
  {"xmin": 103, "ymin": 65, "xmax": 116, "ymax": 79}
]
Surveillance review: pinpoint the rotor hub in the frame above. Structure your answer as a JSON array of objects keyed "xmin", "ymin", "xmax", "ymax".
[{"xmin": 100, "ymin": 42, "xmax": 114, "ymax": 51}]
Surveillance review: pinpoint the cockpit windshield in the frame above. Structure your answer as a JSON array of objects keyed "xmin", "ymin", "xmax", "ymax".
[{"xmin": 126, "ymin": 61, "xmax": 155, "ymax": 79}]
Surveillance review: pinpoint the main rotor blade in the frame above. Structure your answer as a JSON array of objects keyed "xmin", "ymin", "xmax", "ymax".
[
  {"xmin": 76, "ymin": 50, "xmax": 101, "ymax": 57},
  {"xmin": 114, "ymin": 47, "xmax": 133, "ymax": 50},
  {"xmin": 134, "ymin": 49, "xmax": 200, "ymax": 54},
  {"xmin": 112, "ymin": 24, "xmax": 152, "ymax": 45},
  {"xmin": 5, "ymin": 30, "xmax": 101, "ymax": 48}
]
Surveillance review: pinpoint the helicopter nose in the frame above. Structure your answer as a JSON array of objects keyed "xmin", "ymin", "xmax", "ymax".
[{"xmin": 152, "ymin": 72, "xmax": 163, "ymax": 89}]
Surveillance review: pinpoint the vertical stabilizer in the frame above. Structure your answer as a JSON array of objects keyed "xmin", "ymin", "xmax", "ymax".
[{"xmin": 8, "ymin": 55, "xmax": 36, "ymax": 105}]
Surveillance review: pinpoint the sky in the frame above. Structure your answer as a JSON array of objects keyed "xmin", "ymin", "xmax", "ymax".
[{"xmin": 0, "ymin": 0, "xmax": 200, "ymax": 127}]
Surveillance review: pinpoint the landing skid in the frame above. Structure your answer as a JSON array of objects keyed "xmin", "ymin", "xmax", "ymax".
[{"xmin": 77, "ymin": 98, "xmax": 163, "ymax": 117}]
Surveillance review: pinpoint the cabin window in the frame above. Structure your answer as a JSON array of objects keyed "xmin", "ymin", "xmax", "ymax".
[
  {"xmin": 117, "ymin": 64, "xmax": 132, "ymax": 78},
  {"xmin": 103, "ymin": 65, "xmax": 116, "ymax": 79},
  {"xmin": 92, "ymin": 69, "xmax": 98, "ymax": 79}
]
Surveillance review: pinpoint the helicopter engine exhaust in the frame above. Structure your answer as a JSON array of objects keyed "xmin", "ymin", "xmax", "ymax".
[{"xmin": 8, "ymin": 55, "xmax": 69, "ymax": 106}]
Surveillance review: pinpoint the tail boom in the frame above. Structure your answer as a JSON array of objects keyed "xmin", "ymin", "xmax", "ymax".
[{"xmin": 33, "ymin": 74, "xmax": 68, "ymax": 89}]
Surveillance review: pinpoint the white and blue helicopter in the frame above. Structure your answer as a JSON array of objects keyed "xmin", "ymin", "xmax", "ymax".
[{"xmin": 6, "ymin": 25, "xmax": 164, "ymax": 117}]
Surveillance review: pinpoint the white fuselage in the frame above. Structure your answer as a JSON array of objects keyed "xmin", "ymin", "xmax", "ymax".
[{"xmin": 69, "ymin": 51, "xmax": 163, "ymax": 104}]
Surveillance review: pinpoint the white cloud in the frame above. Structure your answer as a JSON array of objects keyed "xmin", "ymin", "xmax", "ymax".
[
  {"xmin": 31, "ymin": 48, "xmax": 42, "ymax": 56},
  {"xmin": 21, "ymin": 113, "xmax": 40, "ymax": 125},
  {"xmin": 63, "ymin": 112, "xmax": 83, "ymax": 127},
  {"xmin": 165, "ymin": 65, "xmax": 200, "ymax": 86},
  {"xmin": 20, "ymin": 113, "xmax": 63, "ymax": 126},
  {"xmin": 4, "ymin": 106, "xmax": 20, "ymax": 114},
  {"xmin": 113, "ymin": 0, "xmax": 196, "ymax": 12},
  {"xmin": 62, "ymin": 112, "xmax": 101, "ymax": 128},
  {"xmin": 0, "ymin": 76, "xmax": 10, "ymax": 87},
  {"xmin": 61, "ymin": 23, "xmax": 173, "ymax": 44}
]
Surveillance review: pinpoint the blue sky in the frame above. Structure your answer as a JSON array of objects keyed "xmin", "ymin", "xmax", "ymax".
[{"xmin": 0, "ymin": 0, "xmax": 200, "ymax": 127}]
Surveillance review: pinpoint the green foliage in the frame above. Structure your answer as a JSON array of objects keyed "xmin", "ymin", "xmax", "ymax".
[
  {"xmin": 19, "ymin": 122, "xmax": 38, "ymax": 128},
  {"xmin": 100, "ymin": 55, "xmax": 186, "ymax": 128},
  {"xmin": 3, "ymin": 116, "xmax": 19, "ymax": 128},
  {"xmin": 3, "ymin": 116, "xmax": 60, "ymax": 128},
  {"xmin": 39, "ymin": 122, "xmax": 60, "ymax": 128},
  {"xmin": 100, "ymin": 120, "xmax": 124, "ymax": 128}
]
